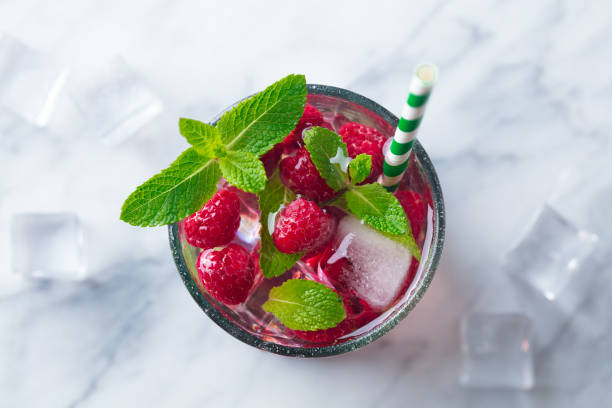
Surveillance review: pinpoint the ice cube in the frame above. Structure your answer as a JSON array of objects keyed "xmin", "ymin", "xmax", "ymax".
[
  {"xmin": 331, "ymin": 215, "xmax": 412, "ymax": 310},
  {"xmin": 460, "ymin": 313, "xmax": 534, "ymax": 389},
  {"xmin": 11, "ymin": 213, "xmax": 85, "ymax": 280},
  {"xmin": 69, "ymin": 57, "xmax": 163, "ymax": 145},
  {"xmin": 0, "ymin": 33, "xmax": 69, "ymax": 126},
  {"xmin": 504, "ymin": 205, "xmax": 598, "ymax": 304}
]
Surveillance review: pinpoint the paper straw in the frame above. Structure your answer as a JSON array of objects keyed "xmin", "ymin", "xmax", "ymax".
[{"xmin": 382, "ymin": 63, "xmax": 437, "ymax": 192}]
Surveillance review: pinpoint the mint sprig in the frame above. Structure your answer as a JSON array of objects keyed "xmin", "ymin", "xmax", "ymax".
[
  {"xmin": 258, "ymin": 171, "xmax": 301, "ymax": 278},
  {"xmin": 302, "ymin": 128, "xmax": 408, "ymax": 237},
  {"xmin": 303, "ymin": 127, "xmax": 349, "ymax": 191},
  {"xmin": 218, "ymin": 74, "xmax": 307, "ymax": 156},
  {"xmin": 263, "ymin": 279, "xmax": 346, "ymax": 331},
  {"xmin": 120, "ymin": 148, "xmax": 220, "ymax": 226},
  {"xmin": 218, "ymin": 151, "xmax": 266, "ymax": 193},
  {"xmin": 344, "ymin": 183, "xmax": 407, "ymax": 235},
  {"xmin": 120, "ymin": 74, "xmax": 307, "ymax": 227},
  {"xmin": 260, "ymin": 225, "xmax": 302, "ymax": 279},
  {"xmin": 258, "ymin": 169, "xmax": 295, "ymax": 214},
  {"xmin": 178, "ymin": 118, "xmax": 224, "ymax": 158},
  {"xmin": 348, "ymin": 153, "xmax": 372, "ymax": 185}
]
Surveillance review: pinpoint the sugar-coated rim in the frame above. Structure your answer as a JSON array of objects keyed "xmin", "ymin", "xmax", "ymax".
[{"xmin": 168, "ymin": 84, "xmax": 445, "ymax": 357}]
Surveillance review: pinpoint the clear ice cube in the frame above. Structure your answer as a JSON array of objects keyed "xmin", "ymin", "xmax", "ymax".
[
  {"xmin": 69, "ymin": 57, "xmax": 163, "ymax": 145},
  {"xmin": 504, "ymin": 205, "xmax": 598, "ymax": 304},
  {"xmin": 460, "ymin": 313, "xmax": 534, "ymax": 389},
  {"xmin": 0, "ymin": 33, "xmax": 69, "ymax": 126},
  {"xmin": 11, "ymin": 213, "xmax": 85, "ymax": 280},
  {"xmin": 331, "ymin": 215, "xmax": 412, "ymax": 310}
]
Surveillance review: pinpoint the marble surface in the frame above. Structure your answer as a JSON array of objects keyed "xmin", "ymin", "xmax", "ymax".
[{"xmin": 1, "ymin": 0, "xmax": 612, "ymax": 406}]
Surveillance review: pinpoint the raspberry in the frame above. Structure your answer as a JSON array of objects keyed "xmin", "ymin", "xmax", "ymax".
[
  {"xmin": 272, "ymin": 198, "xmax": 336, "ymax": 254},
  {"xmin": 282, "ymin": 104, "xmax": 324, "ymax": 149},
  {"xmin": 197, "ymin": 244, "xmax": 255, "ymax": 305},
  {"xmin": 395, "ymin": 190, "xmax": 425, "ymax": 237},
  {"xmin": 279, "ymin": 148, "xmax": 337, "ymax": 202},
  {"xmin": 184, "ymin": 189, "xmax": 241, "ymax": 249},
  {"xmin": 338, "ymin": 122, "xmax": 387, "ymax": 184}
]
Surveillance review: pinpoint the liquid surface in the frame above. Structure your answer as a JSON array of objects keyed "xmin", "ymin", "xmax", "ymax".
[{"xmin": 178, "ymin": 93, "xmax": 436, "ymax": 347}]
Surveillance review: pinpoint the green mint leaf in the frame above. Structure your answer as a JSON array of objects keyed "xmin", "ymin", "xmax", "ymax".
[
  {"xmin": 327, "ymin": 194, "xmax": 348, "ymax": 212},
  {"xmin": 259, "ymin": 221, "xmax": 302, "ymax": 278},
  {"xmin": 120, "ymin": 148, "xmax": 221, "ymax": 226},
  {"xmin": 218, "ymin": 74, "xmax": 307, "ymax": 156},
  {"xmin": 263, "ymin": 279, "xmax": 346, "ymax": 331},
  {"xmin": 349, "ymin": 153, "xmax": 372, "ymax": 184},
  {"xmin": 259, "ymin": 169, "xmax": 296, "ymax": 213},
  {"xmin": 178, "ymin": 118, "xmax": 224, "ymax": 158},
  {"xmin": 218, "ymin": 150, "xmax": 266, "ymax": 193},
  {"xmin": 303, "ymin": 127, "xmax": 350, "ymax": 191},
  {"xmin": 327, "ymin": 188, "xmax": 419, "ymax": 259},
  {"xmin": 257, "ymin": 171, "xmax": 300, "ymax": 278},
  {"xmin": 344, "ymin": 183, "xmax": 407, "ymax": 235}
]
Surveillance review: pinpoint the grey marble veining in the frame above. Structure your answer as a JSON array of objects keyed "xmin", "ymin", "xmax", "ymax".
[{"xmin": 1, "ymin": 0, "xmax": 612, "ymax": 406}]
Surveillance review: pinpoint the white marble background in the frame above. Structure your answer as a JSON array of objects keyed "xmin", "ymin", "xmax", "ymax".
[{"xmin": 1, "ymin": 0, "xmax": 612, "ymax": 406}]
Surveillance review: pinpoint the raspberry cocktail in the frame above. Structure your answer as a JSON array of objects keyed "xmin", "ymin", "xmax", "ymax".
[
  {"xmin": 171, "ymin": 84, "xmax": 443, "ymax": 356},
  {"xmin": 121, "ymin": 74, "xmax": 444, "ymax": 357}
]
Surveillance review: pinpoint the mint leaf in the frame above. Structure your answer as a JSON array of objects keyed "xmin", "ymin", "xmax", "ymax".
[
  {"xmin": 120, "ymin": 148, "xmax": 220, "ymax": 226},
  {"xmin": 259, "ymin": 222, "xmax": 302, "ymax": 278},
  {"xmin": 327, "ymin": 194, "xmax": 348, "ymax": 212},
  {"xmin": 259, "ymin": 169, "xmax": 295, "ymax": 213},
  {"xmin": 344, "ymin": 183, "xmax": 407, "ymax": 235},
  {"xmin": 178, "ymin": 118, "xmax": 224, "ymax": 158},
  {"xmin": 258, "ymin": 171, "xmax": 300, "ymax": 278},
  {"xmin": 218, "ymin": 150, "xmax": 266, "ymax": 193},
  {"xmin": 263, "ymin": 279, "xmax": 346, "ymax": 331},
  {"xmin": 349, "ymin": 153, "xmax": 372, "ymax": 184},
  {"xmin": 303, "ymin": 127, "xmax": 350, "ymax": 191},
  {"xmin": 218, "ymin": 74, "xmax": 307, "ymax": 156}
]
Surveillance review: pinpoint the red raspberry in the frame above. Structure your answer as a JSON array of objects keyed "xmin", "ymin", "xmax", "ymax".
[
  {"xmin": 279, "ymin": 148, "xmax": 337, "ymax": 202},
  {"xmin": 395, "ymin": 190, "xmax": 425, "ymax": 237},
  {"xmin": 261, "ymin": 143, "xmax": 283, "ymax": 176},
  {"xmin": 338, "ymin": 122, "xmax": 387, "ymax": 184},
  {"xmin": 184, "ymin": 190, "xmax": 241, "ymax": 249},
  {"xmin": 282, "ymin": 104, "xmax": 324, "ymax": 149},
  {"xmin": 272, "ymin": 198, "xmax": 336, "ymax": 254},
  {"xmin": 197, "ymin": 244, "xmax": 255, "ymax": 305}
]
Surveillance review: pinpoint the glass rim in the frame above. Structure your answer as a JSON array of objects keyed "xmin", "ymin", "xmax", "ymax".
[{"xmin": 168, "ymin": 83, "xmax": 446, "ymax": 357}]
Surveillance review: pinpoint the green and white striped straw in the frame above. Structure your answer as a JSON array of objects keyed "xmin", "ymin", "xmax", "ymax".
[{"xmin": 382, "ymin": 63, "xmax": 438, "ymax": 192}]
